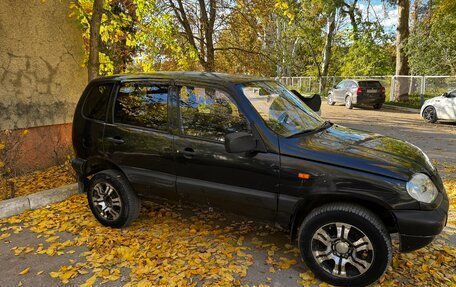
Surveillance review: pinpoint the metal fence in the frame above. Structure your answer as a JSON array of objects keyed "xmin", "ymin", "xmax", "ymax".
[{"xmin": 277, "ymin": 75, "xmax": 456, "ymax": 103}]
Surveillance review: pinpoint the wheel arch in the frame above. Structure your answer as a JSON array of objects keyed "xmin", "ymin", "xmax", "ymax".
[
  {"xmin": 83, "ymin": 157, "xmax": 126, "ymax": 178},
  {"xmin": 289, "ymin": 195, "xmax": 397, "ymax": 241}
]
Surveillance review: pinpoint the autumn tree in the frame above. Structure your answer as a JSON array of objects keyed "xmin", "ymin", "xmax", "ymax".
[
  {"xmin": 407, "ymin": 0, "xmax": 456, "ymax": 75},
  {"xmin": 166, "ymin": 0, "xmax": 230, "ymax": 72}
]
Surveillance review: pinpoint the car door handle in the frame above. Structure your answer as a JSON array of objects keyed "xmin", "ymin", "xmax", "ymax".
[
  {"xmin": 181, "ymin": 147, "xmax": 195, "ymax": 159},
  {"xmin": 105, "ymin": 137, "xmax": 125, "ymax": 145}
]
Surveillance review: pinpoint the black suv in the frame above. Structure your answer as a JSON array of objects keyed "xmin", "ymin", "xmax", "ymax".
[
  {"xmin": 72, "ymin": 72, "xmax": 448, "ymax": 287},
  {"xmin": 328, "ymin": 79, "xmax": 386, "ymax": 109}
]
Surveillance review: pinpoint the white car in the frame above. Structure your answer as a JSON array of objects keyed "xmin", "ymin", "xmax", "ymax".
[{"xmin": 421, "ymin": 89, "xmax": 456, "ymax": 123}]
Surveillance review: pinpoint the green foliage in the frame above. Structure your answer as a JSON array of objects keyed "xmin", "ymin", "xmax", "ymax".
[
  {"xmin": 68, "ymin": 0, "xmax": 454, "ymax": 78},
  {"xmin": 340, "ymin": 22, "xmax": 395, "ymax": 76},
  {"xmin": 70, "ymin": 0, "xmax": 139, "ymax": 75},
  {"xmin": 407, "ymin": 0, "xmax": 456, "ymax": 75}
]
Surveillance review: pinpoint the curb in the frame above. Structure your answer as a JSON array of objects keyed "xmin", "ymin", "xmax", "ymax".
[
  {"xmin": 0, "ymin": 183, "xmax": 78, "ymax": 219},
  {"xmin": 383, "ymin": 104, "xmax": 420, "ymax": 113}
]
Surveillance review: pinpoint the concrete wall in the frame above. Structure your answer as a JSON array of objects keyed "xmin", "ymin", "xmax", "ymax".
[{"xmin": 0, "ymin": 0, "xmax": 87, "ymax": 130}]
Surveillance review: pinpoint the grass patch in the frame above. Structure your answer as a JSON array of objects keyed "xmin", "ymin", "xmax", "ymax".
[{"xmin": 386, "ymin": 94, "xmax": 434, "ymax": 109}]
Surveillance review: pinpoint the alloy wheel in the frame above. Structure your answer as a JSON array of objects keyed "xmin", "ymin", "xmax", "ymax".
[
  {"xmin": 345, "ymin": 97, "xmax": 353, "ymax": 109},
  {"xmin": 311, "ymin": 222, "xmax": 374, "ymax": 278},
  {"xmin": 423, "ymin": 106, "xmax": 436, "ymax": 122},
  {"xmin": 91, "ymin": 182, "xmax": 122, "ymax": 221}
]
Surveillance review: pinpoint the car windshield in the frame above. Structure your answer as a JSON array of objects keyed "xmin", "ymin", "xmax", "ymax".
[{"xmin": 240, "ymin": 81, "xmax": 325, "ymax": 137}]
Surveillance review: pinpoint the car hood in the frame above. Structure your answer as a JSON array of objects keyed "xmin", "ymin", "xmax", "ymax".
[
  {"xmin": 425, "ymin": 95, "xmax": 443, "ymax": 104},
  {"xmin": 280, "ymin": 124, "xmax": 435, "ymax": 181}
]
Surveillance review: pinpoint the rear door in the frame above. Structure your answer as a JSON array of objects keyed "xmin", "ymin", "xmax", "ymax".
[
  {"xmin": 103, "ymin": 80, "xmax": 177, "ymax": 200},
  {"xmin": 172, "ymin": 82, "xmax": 279, "ymax": 220}
]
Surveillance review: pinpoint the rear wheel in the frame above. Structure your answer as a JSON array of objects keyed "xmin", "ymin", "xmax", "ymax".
[
  {"xmin": 422, "ymin": 106, "xmax": 437, "ymax": 123},
  {"xmin": 345, "ymin": 96, "xmax": 353, "ymax": 109},
  {"xmin": 298, "ymin": 203, "xmax": 392, "ymax": 287},
  {"xmin": 373, "ymin": 103, "xmax": 382, "ymax": 110},
  {"xmin": 328, "ymin": 93, "xmax": 335, "ymax": 105},
  {"xmin": 87, "ymin": 169, "xmax": 141, "ymax": 228}
]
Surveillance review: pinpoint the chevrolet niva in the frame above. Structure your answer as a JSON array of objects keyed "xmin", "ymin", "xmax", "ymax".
[{"xmin": 72, "ymin": 72, "xmax": 448, "ymax": 287}]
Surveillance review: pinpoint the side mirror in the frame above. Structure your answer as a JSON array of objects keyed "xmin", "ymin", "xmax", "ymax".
[{"xmin": 225, "ymin": 132, "xmax": 256, "ymax": 153}]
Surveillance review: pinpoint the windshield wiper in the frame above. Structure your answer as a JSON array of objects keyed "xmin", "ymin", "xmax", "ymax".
[{"xmin": 290, "ymin": 120, "xmax": 333, "ymax": 137}]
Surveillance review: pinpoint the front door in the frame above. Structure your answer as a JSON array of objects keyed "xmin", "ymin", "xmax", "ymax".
[
  {"xmin": 173, "ymin": 83, "xmax": 279, "ymax": 221},
  {"xmin": 103, "ymin": 80, "xmax": 177, "ymax": 200},
  {"xmin": 333, "ymin": 81, "xmax": 346, "ymax": 102}
]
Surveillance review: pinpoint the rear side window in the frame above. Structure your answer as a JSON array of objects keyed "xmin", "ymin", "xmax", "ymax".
[
  {"xmin": 114, "ymin": 82, "xmax": 169, "ymax": 131},
  {"xmin": 359, "ymin": 81, "xmax": 382, "ymax": 88},
  {"xmin": 83, "ymin": 83, "xmax": 113, "ymax": 121}
]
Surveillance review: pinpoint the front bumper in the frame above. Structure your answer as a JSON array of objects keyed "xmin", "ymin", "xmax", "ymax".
[{"xmin": 392, "ymin": 192, "xmax": 449, "ymax": 252}]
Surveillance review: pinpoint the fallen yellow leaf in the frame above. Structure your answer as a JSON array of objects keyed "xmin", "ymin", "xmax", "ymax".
[
  {"xmin": 19, "ymin": 268, "xmax": 30, "ymax": 275},
  {"xmin": 80, "ymin": 274, "xmax": 97, "ymax": 287}
]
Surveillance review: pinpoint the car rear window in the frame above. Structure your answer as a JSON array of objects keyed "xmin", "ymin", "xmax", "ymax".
[
  {"xmin": 82, "ymin": 83, "xmax": 114, "ymax": 121},
  {"xmin": 114, "ymin": 82, "xmax": 169, "ymax": 131},
  {"xmin": 358, "ymin": 81, "xmax": 382, "ymax": 88}
]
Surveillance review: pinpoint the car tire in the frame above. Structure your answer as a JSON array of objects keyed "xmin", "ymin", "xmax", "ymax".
[
  {"xmin": 345, "ymin": 96, "xmax": 353, "ymax": 109},
  {"xmin": 422, "ymin": 106, "xmax": 437, "ymax": 123},
  {"xmin": 298, "ymin": 203, "xmax": 392, "ymax": 287},
  {"xmin": 87, "ymin": 169, "xmax": 141, "ymax": 228},
  {"xmin": 328, "ymin": 93, "xmax": 335, "ymax": 105},
  {"xmin": 373, "ymin": 103, "xmax": 382, "ymax": 110}
]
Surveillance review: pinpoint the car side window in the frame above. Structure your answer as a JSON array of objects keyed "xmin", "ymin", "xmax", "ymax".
[
  {"xmin": 336, "ymin": 81, "xmax": 344, "ymax": 89},
  {"xmin": 114, "ymin": 82, "xmax": 169, "ymax": 131},
  {"xmin": 83, "ymin": 83, "xmax": 113, "ymax": 121},
  {"xmin": 350, "ymin": 81, "xmax": 357, "ymax": 88},
  {"xmin": 178, "ymin": 85, "xmax": 249, "ymax": 141}
]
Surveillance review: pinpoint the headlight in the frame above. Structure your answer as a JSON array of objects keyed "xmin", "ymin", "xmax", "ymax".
[{"xmin": 406, "ymin": 173, "xmax": 438, "ymax": 203}]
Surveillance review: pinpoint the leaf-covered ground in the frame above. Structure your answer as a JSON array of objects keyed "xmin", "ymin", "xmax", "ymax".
[
  {"xmin": 0, "ymin": 164, "xmax": 75, "ymax": 200},
  {"xmin": 0, "ymin": 179, "xmax": 455, "ymax": 287}
]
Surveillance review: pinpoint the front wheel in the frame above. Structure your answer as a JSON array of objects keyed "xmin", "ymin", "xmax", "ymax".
[
  {"xmin": 422, "ymin": 106, "xmax": 437, "ymax": 123},
  {"xmin": 298, "ymin": 203, "xmax": 392, "ymax": 287}
]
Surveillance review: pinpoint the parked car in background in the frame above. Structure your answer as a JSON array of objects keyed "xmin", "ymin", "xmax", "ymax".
[
  {"xmin": 72, "ymin": 72, "xmax": 448, "ymax": 287},
  {"xmin": 327, "ymin": 79, "xmax": 386, "ymax": 109},
  {"xmin": 421, "ymin": 89, "xmax": 456, "ymax": 123}
]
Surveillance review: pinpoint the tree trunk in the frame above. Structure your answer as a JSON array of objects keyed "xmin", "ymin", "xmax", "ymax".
[
  {"xmin": 320, "ymin": 10, "xmax": 336, "ymax": 94},
  {"xmin": 395, "ymin": 0, "xmax": 410, "ymax": 101},
  {"xmin": 344, "ymin": 1, "xmax": 358, "ymax": 40},
  {"xmin": 170, "ymin": 0, "xmax": 216, "ymax": 72},
  {"xmin": 88, "ymin": 0, "xmax": 103, "ymax": 82}
]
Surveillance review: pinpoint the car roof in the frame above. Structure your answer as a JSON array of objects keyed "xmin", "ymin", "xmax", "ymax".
[
  {"xmin": 354, "ymin": 79, "xmax": 382, "ymax": 82},
  {"xmin": 91, "ymin": 71, "xmax": 271, "ymax": 86}
]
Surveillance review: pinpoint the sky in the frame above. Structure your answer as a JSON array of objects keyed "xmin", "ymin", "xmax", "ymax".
[{"xmin": 357, "ymin": 0, "xmax": 398, "ymax": 33}]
